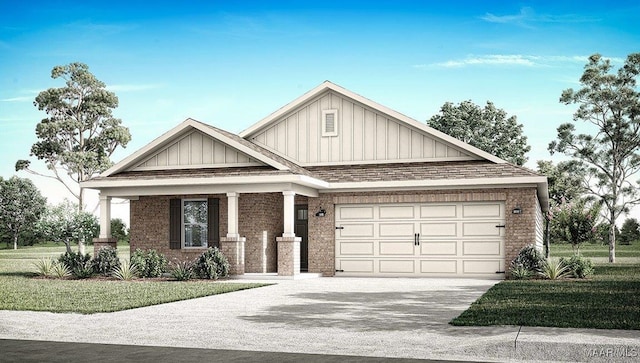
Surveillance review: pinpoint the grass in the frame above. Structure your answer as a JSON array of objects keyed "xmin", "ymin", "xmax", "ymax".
[
  {"xmin": 0, "ymin": 243, "xmax": 268, "ymax": 314},
  {"xmin": 451, "ymin": 243, "xmax": 640, "ymax": 330}
]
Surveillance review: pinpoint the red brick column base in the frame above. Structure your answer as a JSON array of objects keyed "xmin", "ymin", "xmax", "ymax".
[
  {"xmin": 277, "ymin": 236, "xmax": 301, "ymax": 276},
  {"xmin": 92, "ymin": 238, "xmax": 117, "ymax": 256},
  {"xmin": 220, "ymin": 237, "xmax": 246, "ymax": 275}
]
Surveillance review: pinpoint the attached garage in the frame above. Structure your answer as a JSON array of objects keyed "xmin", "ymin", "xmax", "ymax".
[{"xmin": 335, "ymin": 202, "xmax": 506, "ymax": 277}]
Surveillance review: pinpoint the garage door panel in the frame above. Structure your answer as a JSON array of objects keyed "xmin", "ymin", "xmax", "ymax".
[
  {"xmin": 419, "ymin": 241, "xmax": 457, "ymax": 256},
  {"xmin": 420, "ymin": 205, "xmax": 456, "ymax": 218},
  {"xmin": 340, "ymin": 241, "xmax": 374, "ymax": 255},
  {"xmin": 379, "ymin": 260, "xmax": 415, "ymax": 273},
  {"xmin": 463, "ymin": 241, "xmax": 502, "ymax": 256},
  {"xmin": 463, "ymin": 203, "xmax": 502, "ymax": 218},
  {"xmin": 379, "ymin": 241, "xmax": 415, "ymax": 255},
  {"xmin": 420, "ymin": 260, "xmax": 457, "ymax": 274},
  {"xmin": 379, "ymin": 223, "xmax": 414, "ymax": 237},
  {"xmin": 463, "ymin": 260, "xmax": 502, "ymax": 274},
  {"xmin": 379, "ymin": 206, "xmax": 415, "ymax": 219},
  {"xmin": 339, "ymin": 259, "xmax": 374, "ymax": 273},
  {"xmin": 420, "ymin": 222, "xmax": 457, "ymax": 237},
  {"xmin": 340, "ymin": 206, "xmax": 374, "ymax": 220},
  {"xmin": 462, "ymin": 222, "xmax": 502, "ymax": 237},
  {"xmin": 339, "ymin": 224, "xmax": 375, "ymax": 238}
]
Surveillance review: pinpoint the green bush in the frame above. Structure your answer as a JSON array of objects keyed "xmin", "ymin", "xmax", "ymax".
[
  {"xmin": 33, "ymin": 258, "xmax": 56, "ymax": 277},
  {"xmin": 510, "ymin": 265, "xmax": 533, "ymax": 280},
  {"xmin": 194, "ymin": 247, "xmax": 229, "ymax": 279},
  {"xmin": 538, "ymin": 258, "xmax": 570, "ymax": 280},
  {"xmin": 51, "ymin": 262, "xmax": 71, "ymax": 278},
  {"xmin": 58, "ymin": 251, "xmax": 93, "ymax": 278},
  {"xmin": 171, "ymin": 261, "xmax": 195, "ymax": 281},
  {"xmin": 130, "ymin": 249, "xmax": 168, "ymax": 278},
  {"xmin": 112, "ymin": 260, "xmax": 137, "ymax": 280},
  {"xmin": 561, "ymin": 255, "xmax": 594, "ymax": 278},
  {"xmin": 92, "ymin": 247, "xmax": 121, "ymax": 276},
  {"xmin": 510, "ymin": 244, "xmax": 545, "ymax": 272}
]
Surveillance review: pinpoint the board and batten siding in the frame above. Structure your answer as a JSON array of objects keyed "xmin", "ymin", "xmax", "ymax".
[
  {"xmin": 248, "ymin": 91, "xmax": 476, "ymax": 165},
  {"xmin": 133, "ymin": 130, "xmax": 261, "ymax": 171}
]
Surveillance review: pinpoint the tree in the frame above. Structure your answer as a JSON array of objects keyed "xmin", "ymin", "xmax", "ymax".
[
  {"xmin": 536, "ymin": 160, "xmax": 587, "ymax": 206},
  {"xmin": 619, "ymin": 218, "xmax": 640, "ymax": 245},
  {"xmin": 0, "ymin": 176, "xmax": 47, "ymax": 250},
  {"xmin": 36, "ymin": 200, "xmax": 99, "ymax": 254},
  {"xmin": 110, "ymin": 218, "xmax": 129, "ymax": 244},
  {"xmin": 428, "ymin": 100, "xmax": 531, "ymax": 165},
  {"xmin": 549, "ymin": 53, "xmax": 640, "ymax": 263},
  {"xmin": 549, "ymin": 198, "xmax": 601, "ymax": 254}
]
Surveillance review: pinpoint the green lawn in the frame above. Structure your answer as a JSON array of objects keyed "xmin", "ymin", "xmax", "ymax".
[
  {"xmin": 451, "ymin": 243, "xmax": 640, "ymax": 330},
  {"xmin": 0, "ymin": 243, "xmax": 268, "ymax": 314}
]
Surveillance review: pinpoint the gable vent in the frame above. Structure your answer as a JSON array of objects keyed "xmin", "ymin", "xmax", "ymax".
[{"xmin": 322, "ymin": 109, "xmax": 339, "ymax": 137}]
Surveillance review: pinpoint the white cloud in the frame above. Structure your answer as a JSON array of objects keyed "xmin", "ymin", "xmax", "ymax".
[
  {"xmin": 481, "ymin": 6, "xmax": 600, "ymax": 27},
  {"xmin": 0, "ymin": 95, "xmax": 33, "ymax": 102},
  {"xmin": 415, "ymin": 54, "xmax": 613, "ymax": 69}
]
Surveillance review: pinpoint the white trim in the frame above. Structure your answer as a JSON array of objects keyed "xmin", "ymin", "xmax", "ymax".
[
  {"xmin": 321, "ymin": 109, "xmax": 339, "ymax": 137},
  {"xmin": 239, "ymin": 81, "xmax": 506, "ymax": 164},
  {"xmin": 101, "ymin": 118, "xmax": 290, "ymax": 177},
  {"xmin": 326, "ymin": 176, "xmax": 547, "ymax": 190}
]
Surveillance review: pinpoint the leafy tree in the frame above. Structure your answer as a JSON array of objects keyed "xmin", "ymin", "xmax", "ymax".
[
  {"xmin": 110, "ymin": 218, "xmax": 129, "ymax": 244},
  {"xmin": 618, "ymin": 218, "xmax": 640, "ymax": 245},
  {"xmin": 36, "ymin": 200, "xmax": 99, "ymax": 254},
  {"xmin": 549, "ymin": 198, "xmax": 601, "ymax": 253},
  {"xmin": 549, "ymin": 53, "xmax": 640, "ymax": 263},
  {"xmin": 428, "ymin": 100, "xmax": 531, "ymax": 165},
  {"xmin": 536, "ymin": 160, "xmax": 587, "ymax": 206},
  {"xmin": 0, "ymin": 176, "xmax": 47, "ymax": 249},
  {"xmin": 16, "ymin": 62, "xmax": 130, "ymax": 253}
]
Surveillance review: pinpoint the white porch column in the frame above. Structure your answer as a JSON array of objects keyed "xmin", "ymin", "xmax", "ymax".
[
  {"xmin": 227, "ymin": 192, "xmax": 240, "ymax": 238},
  {"xmin": 99, "ymin": 194, "xmax": 112, "ymax": 238},
  {"xmin": 282, "ymin": 191, "xmax": 296, "ymax": 238}
]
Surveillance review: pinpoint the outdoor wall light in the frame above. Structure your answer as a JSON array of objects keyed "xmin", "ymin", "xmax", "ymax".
[
  {"xmin": 315, "ymin": 208, "xmax": 326, "ymax": 217},
  {"xmin": 512, "ymin": 206, "xmax": 523, "ymax": 214}
]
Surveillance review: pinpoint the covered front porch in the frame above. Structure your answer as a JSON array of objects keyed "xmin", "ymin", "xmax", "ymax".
[{"xmin": 89, "ymin": 176, "xmax": 326, "ymax": 277}]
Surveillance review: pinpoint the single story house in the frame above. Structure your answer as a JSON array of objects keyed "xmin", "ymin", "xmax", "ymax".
[{"xmin": 83, "ymin": 81, "xmax": 548, "ymax": 278}]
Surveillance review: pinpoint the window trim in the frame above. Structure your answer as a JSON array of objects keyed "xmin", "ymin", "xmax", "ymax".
[
  {"xmin": 321, "ymin": 109, "xmax": 339, "ymax": 137},
  {"xmin": 181, "ymin": 198, "xmax": 209, "ymax": 249}
]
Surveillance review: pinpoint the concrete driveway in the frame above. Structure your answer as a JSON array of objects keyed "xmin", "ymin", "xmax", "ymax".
[{"xmin": 1, "ymin": 278, "xmax": 639, "ymax": 362}]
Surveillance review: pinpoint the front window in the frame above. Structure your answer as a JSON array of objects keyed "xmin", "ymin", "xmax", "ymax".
[{"xmin": 183, "ymin": 200, "xmax": 208, "ymax": 248}]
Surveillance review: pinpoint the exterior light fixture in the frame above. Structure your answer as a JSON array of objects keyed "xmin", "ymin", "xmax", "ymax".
[
  {"xmin": 315, "ymin": 208, "xmax": 326, "ymax": 217},
  {"xmin": 512, "ymin": 206, "xmax": 522, "ymax": 214}
]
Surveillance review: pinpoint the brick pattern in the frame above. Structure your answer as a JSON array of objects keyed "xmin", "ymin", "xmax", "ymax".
[
  {"xmin": 276, "ymin": 236, "xmax": 301, "ymax": 276},
  {"xmin": 92, "ymin": 238, "xmax": 117, "ymax": 256},
  {"xmin": 306, "ymin": 188, "xmax": 539, "ymax": 277},
  {"xmin": 239, "ymin": 193, "xmax": 282, "ymax": 273},
  {"xmin": 220, "ymin": 236, "xmax": 245, "ymax": 275}
]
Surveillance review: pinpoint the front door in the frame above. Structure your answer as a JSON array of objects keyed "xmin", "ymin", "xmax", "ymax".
[{"xmin": 295, "ymin": 205, "xmax": 309, "ymax": 272}]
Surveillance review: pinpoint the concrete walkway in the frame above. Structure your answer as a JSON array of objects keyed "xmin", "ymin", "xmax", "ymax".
[{"xmin": 0, "ymin": 278, "xmax": 638, "ymax": 362}]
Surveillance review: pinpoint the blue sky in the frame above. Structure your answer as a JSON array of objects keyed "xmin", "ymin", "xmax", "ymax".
[{"xmin": 1, "ymin": 1, "xmax": 639, "ymax": 219}]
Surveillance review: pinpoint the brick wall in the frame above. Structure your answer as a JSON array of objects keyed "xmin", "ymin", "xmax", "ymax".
[
  {"xmin": 306, "ymin": 188, "xmax": 539, "ymax": 277},
  {"xmin": 239, "ymin": 193, "xmax": 282, "ymax": 273}
]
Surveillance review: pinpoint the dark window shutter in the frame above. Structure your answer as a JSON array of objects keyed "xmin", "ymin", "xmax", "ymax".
[
  {"xmin": 169, "ymin": 198, "xmax": 181, "ymax": 250},
  {"xmin": 208, "ymin": 198, "xmax": 220, "ymax": 248}
]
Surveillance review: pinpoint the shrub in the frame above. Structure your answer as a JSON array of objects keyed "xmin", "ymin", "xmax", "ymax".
[
  {"xmin": 510, "ymin": 244, "xmax": 545, "ymax": 272},
  {"xmin": 92, "ymin": 247, "xmax": 121, "ymax": 276},
  {"xmin": 51, "ymin": 262, "xmax": 71, "ymax": 278},
  {"xmin": 130, "ymin": 249, "xmax": 167, "ymax": 278},
  {"xmin": 59, "ymin": 251, "xmax": 93, "ymax": 278},
  {"xmin": 510, "ymin": 265, "xmax": 533, "ymax": 280},
  {"xmin": 33, "ymin": 258, "xmax": 56, "ymax": 277},
  {"xmin": 560, "ymin": 255, "xmax": 594, "ymax": 278},
  {"xmin": 538, "ymin": 259, "xmax": 570, "ymax": 280},
  {"xmin": 112, "ymin": 260, "xmax": 137, "ymax": 281},
  {"xmin": 171, "ymin": 261, "xmax": 195, "ymax": 281},
  {"xmin": 194, "ymin": 247, "xmax": 229, "ymax": 279}
]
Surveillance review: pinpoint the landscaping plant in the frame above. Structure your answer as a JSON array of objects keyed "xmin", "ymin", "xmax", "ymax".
[
  {"xmin": 92, "ymin": 246, "xmax": 121, "ymax": 276},
  {"xmin": 510, "ymin": 244, "xmax": 545, "ymax": 276},
  {"xmin": 194, "ymin": 247, "xmax": 229, "ymax": 279},
  {"xmin": 130, "ymin": 249, "xmax": 167, "ymax": 278},
  {"xmin": 58, "ymin": 251, "xmax": 93, "ymax": 279},
  {"xmin": 171, "ymin": 261, "xmax": 195, "ymax": 281},
  {"xmin": 509, "ymin": 265, "xmax": 532, "ymax": 280},
  {"xmin": 50, "ymin": 262, "xmax": 72, "ymax": 279},
  {"xmin": 538, "ymin": 258, "xmax": 570, "ymax": 280},
  {"xmin": 560, "ymin": 255, "xmax": 594, "ymax": 278},
  {"xmin": 111, "ymin": 260, "xmax": 138, "ymax": 281},
  {"xmin": 33, "ymin": 258, "xmax": 56, "ymax": 277}
]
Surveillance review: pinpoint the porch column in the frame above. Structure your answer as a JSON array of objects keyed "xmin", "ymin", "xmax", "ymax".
[
  {"xmin": 277, "ymin": 191, "xmax": 301, "ymax": 276},
  {"xmin": 220, "ymin": 192, "xmax": 245, "ymax": 275},
  {"xmin": 93, "ymin": 193, "xmax": 117, "ymax": 255}
]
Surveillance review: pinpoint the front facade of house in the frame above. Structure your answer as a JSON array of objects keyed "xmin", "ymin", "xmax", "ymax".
[{"xmin": 83, "ymin": 82, "xmax": 548, "ymax": 278}]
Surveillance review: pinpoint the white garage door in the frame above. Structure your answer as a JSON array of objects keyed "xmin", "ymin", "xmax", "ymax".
[{"xmin": 335, "ymin": 202, "xmax": 505, "ymax": 277}]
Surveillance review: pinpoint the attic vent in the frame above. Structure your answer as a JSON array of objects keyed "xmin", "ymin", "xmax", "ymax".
[{"xmin": 322, "ymin": 109, "xmax": 339, "ymax": 137}]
